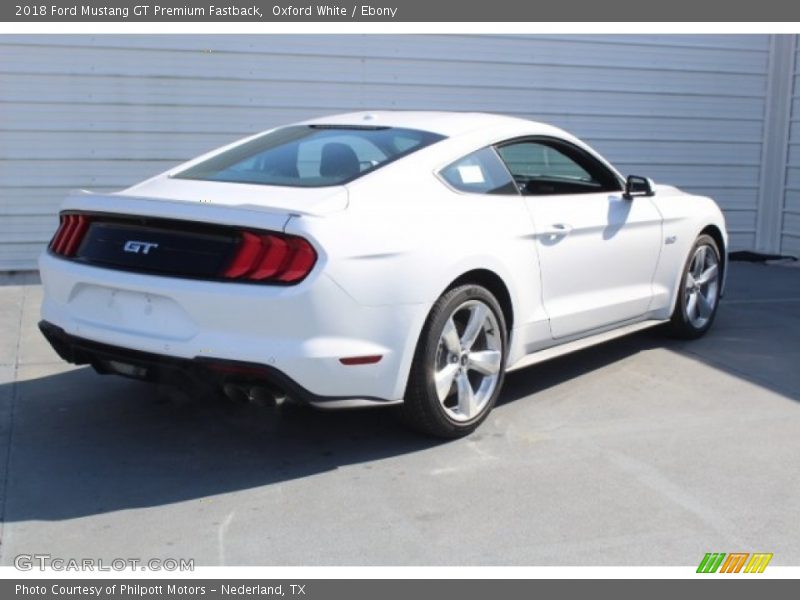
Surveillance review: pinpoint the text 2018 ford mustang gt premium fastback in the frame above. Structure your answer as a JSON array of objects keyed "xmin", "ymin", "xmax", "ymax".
[{"xmin": 39, "ymin": 112, "xmax": 727, "ymax": 437}]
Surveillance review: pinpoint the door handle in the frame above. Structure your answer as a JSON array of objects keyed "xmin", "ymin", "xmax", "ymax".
[{"xmin": 542, "ymin": 223, "xmax": 573, "ymax": 236}]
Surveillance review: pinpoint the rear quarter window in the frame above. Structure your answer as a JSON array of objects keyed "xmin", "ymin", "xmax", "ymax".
[{"xmin": 439, "ymin": 147, "xmax": 519, "ymax": 195}]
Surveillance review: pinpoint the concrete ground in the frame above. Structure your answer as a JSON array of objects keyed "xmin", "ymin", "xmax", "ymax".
[{"xmin": 0, "ymin": 262, "xmax": 798, "ymax": 566}]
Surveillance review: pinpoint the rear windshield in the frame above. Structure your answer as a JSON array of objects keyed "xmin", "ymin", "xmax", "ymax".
[{"xmin": 174, "ymin": 125, "xmax": 445, "ymax": 187}]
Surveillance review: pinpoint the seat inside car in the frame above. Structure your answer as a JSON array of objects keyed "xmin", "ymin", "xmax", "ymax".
[
  {"xmin": 256, "ymin": 145, "xmax": 299, "ymax": 178},
  {"xmin": 319, "ymin": 142, "xmax": 361, "ymax": 179}
]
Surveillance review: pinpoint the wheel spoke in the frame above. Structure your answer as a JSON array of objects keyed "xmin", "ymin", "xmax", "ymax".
[
  {"xmin": 468, "ymin": 349, "xmax": 502, "ymax": 375},
  {"xmin": 434, "ymin": 363, "xmax": 459, "ymax": 401},
  {"xmin": 460, "ymin": 303, "xmax": 488, "ymax": 350},
  {"xmin": 440, "ymin": 317, "xmax": 461, "ymax": 354},
  {"xmin": 692, "ymin": 246, "xmax": 707, "ymax": 277},
  {"xmin": 686, "ymin": 272, "xmax": 696, "ymax": 288},
  {"xmin": 686, "ymin": 291, "xmax": 699, "ymax": 320},
  {"xmin": 695, "ymin": 263, "xmax": 718, "ymax": 286},
  {"xmin": 456, "ymin": 371, "xmax": 476, "ymax": 419},
  {"xmin": 697, "ymin": 291, "xmax": 713, "ymax": 319},
  {"xmin": 429, "ymin": 298, "xmax": 503, "ymax": 424}
]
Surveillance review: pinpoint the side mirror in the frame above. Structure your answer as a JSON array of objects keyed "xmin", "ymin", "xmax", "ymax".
[{"xmin": 623, "ymin": 175, "xmax": 655, "ymax": 200}]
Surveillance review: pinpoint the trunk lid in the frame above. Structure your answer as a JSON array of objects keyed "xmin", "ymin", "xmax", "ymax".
[
  {"xmin": 55, "ymin": 184, "xmax": 337, "ymax": 283},
  {"xmin": 123, "ymin": 177, "xmax": 349, "ymax": 216}
]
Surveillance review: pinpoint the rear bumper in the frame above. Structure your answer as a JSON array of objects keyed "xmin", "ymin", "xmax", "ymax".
[
  {"xmin": 39, "ymin": 320, "xmax": 398, "ymax": 407},
  {"xmin": 38, "ymin": 252, "xmax": 430, "ymax": 402}
]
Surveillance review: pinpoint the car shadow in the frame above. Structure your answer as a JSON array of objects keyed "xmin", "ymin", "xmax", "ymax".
[{"xmin": 1, "ymin": 329, "xmax": 667, "ymax": 523}]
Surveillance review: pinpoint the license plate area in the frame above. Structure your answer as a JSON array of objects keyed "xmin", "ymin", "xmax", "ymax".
[{"xmin": 69, "ymin": 285, "xmax": 197, "ymax": 341}]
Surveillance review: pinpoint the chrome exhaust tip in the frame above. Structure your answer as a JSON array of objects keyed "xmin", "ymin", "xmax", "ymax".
[
  {"xmin": 249, "ymin": 385, "xmax": 288, "ymax": 408},
  {"xmin": 223, "ymin": 383, "xmax": 288, "ymax": 407}
]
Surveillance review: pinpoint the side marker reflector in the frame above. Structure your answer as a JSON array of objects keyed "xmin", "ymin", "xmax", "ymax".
[{"xmin": 339, "ymin": 355, "xmax": 383, "ymax": 366}]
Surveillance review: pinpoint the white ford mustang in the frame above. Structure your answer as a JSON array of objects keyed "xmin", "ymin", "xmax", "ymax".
[{"xmin": 39, "ymin": 111, "xmax": 727, "ymax": 437}]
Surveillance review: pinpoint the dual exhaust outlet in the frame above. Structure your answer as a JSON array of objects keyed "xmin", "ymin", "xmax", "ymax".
[{"xmin": 222, "ymin": 382, "xmax": 289, "ymax": 408}]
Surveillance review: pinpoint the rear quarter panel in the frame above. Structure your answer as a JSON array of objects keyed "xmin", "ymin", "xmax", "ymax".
[{"xmin": 283, "ymin": 163, "xmax": 547, "ymax": 381}]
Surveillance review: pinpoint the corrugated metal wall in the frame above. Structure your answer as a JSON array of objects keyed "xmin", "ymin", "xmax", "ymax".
[
  {"xmin": 0, "ymin": 34, "xmax": 776, "ymax": 270},
  {"xmin": 784, "ymin": 38, "xmax": 800, "ymax": 257}
]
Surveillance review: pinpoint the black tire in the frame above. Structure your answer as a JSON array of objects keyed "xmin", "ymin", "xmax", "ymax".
[
  {"xmin": 401, "ymin": 284, "xmax": 508, "ymax": 438},
  {"xmin": 667, "ymin": 234, "xmax": 722, "ymax": 339}
]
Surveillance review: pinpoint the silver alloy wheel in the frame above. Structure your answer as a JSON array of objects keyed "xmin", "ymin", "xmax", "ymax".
[
  {"xmin": 684, "ymin": 244, "xmax": 720, "ymax": 329},
  {"xmin": 433, "ymin": 299, "xmax": 503, "ymax": 422}
]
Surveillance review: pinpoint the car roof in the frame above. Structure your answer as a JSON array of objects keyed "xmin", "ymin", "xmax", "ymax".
[{"xmin": 298, "ymin": 110, "xmax": 566, "ymax": 139}]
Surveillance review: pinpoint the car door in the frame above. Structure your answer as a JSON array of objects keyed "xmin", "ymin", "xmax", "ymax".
[{"xmin": 496, "ymin": 137, "xmax": 662, "ymax": 339}]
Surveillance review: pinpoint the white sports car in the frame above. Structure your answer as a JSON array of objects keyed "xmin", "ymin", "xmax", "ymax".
[{"xmin": 39, "ymin": 111, "xmax": 727, "ymax": 437}]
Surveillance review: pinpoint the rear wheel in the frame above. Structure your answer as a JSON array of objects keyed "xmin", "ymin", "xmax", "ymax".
[
  {"xmin": 401, "ymin": 285, "xmax": 507, "ymax": 438},
  {"xmin": 668, "ymin": 234, "xmax": 722, "ymax": 339}
]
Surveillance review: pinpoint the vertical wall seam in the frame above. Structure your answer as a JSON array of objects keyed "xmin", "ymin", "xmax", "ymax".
[
  {"xmin": 779, "ymin": 37, "xmax": 799, "ymax": 254},
  {"xmin": 755, "ymin": 34, "xmax": 796, "ymax": 253}
]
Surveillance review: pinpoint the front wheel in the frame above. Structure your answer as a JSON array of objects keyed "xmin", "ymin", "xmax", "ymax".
[
  {"xmin": 667, "ymin": 234, "xmax": 722, "ymax": 339},
  {"xmin": 401, "ymin": 284, "xmax": 507, "ymax": 438}
]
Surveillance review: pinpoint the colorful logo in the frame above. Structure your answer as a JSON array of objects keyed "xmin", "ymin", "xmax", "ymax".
[{"xmin": 697, "ymin": 552, "xmax": 773, "ymax": 573}]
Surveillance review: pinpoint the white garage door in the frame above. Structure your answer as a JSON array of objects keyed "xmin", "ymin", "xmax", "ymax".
[{"xmin": 0, "ymin": 34, "xmax": 771, "ymax": 270}]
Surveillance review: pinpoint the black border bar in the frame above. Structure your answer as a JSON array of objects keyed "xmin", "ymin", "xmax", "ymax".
[{"xmin": 4, "ymin": 0, "xmax": 800, "ymax": 22}]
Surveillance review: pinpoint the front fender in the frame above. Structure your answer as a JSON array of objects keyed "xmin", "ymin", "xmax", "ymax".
[{"xmin": 649, "ymin": 190, "xmax": 728, "ymax": 318}]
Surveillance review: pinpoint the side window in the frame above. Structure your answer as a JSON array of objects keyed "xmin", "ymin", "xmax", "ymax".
[
  {"xmin": 496, "ymin": 139, "xmax": 621, "ymax": 196},
  {"xmin": 439, "ymin": 147, "xmax": 518, "ymax": 195}
]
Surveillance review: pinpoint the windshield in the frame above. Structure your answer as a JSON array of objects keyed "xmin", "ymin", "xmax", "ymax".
[{"xmin": 174, "ymin": 125, "xmax": 445, "ymax": 188}]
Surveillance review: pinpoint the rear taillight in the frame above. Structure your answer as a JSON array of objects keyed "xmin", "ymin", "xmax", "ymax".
[
  {"xmin": 49, "ymin": 213, "xmax": 91, "ymax": 257},
  {"xmin": 223, "ymin": 231, "xmax": 317, "ymax": 284}
]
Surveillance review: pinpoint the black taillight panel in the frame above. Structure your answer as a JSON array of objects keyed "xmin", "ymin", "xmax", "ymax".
[
  {"xmin": 77, "ymin": 222, "xmax": 239, "ymax": 278},
  {"xmin": 48, "ymin": 211, "xmax": 316, "ymax": 285}
]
